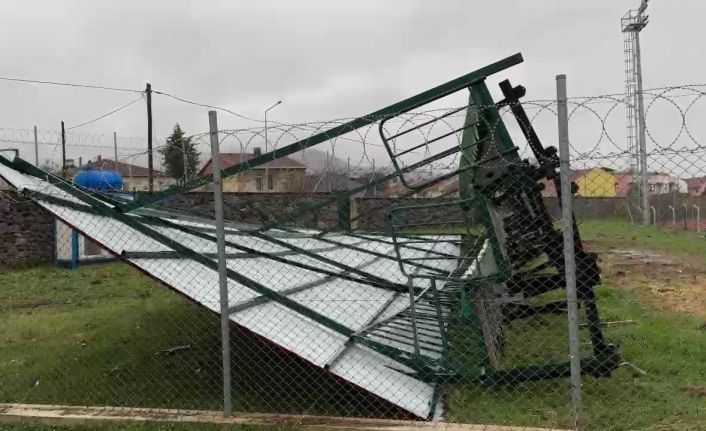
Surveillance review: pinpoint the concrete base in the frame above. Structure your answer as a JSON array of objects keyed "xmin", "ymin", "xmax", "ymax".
[{"xmin": 0, "ymin": 403, "xmax": 567, "ymax": 431}]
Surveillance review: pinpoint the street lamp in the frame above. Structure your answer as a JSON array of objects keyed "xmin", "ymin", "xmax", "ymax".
[{"xmin": 264, "ymin": 100, "xmax": 282, "ymax": 153}]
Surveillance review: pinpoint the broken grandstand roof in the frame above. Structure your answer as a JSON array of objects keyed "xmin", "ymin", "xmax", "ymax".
[{"xmin": 0, "ymin": 159, "xmax": 459, "ymax": 419}]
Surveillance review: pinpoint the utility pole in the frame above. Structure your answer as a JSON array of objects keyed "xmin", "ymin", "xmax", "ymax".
[
  {"xmin": 61, "ymin": 121, "xmax": 67, "ymax": 178},
  {"xmin": 182, "ymin": 139, "xmax": 188, "ymax": 184},
  {"xmin": 326, "ymin": 150, "xmax": 330, "ymax": 191},
  {"xmin": 33, "ymin": 126, "xmax": 39, "ymax": 166},
  {"xmin": 146, "ymin": 83, "xmax": 154, "ymax": 193},
  {"xmin": 113, "ymin": 131, "xmax": 118, "ymax": 166},
  {"xmin": 372, "ymin": 159, "xmax": 376, "ymax": 197}
]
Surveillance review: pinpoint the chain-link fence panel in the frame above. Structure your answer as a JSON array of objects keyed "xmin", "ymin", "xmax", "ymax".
[
  {"xmin": 1, "ymin": 53, "xmax": 704, "ymax": 431},
  {"xmin": 561, "ymin": 85, "xmax": 706, "ymax": 431}
]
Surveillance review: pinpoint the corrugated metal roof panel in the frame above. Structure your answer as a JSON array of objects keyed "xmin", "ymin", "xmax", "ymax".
[{"xmin": 0, "ymin": 162, "xmax": 460, "ymax": 419}]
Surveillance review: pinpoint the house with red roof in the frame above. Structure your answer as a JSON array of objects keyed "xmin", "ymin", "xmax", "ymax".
[
  {"xmin": 540, "ymin": 167, "xmax": 682, "ymax": 197},
  {"xmin": 684, "ymin": 175, "xmax": 706, "ymax": 196},
  {"xmin": 613, "ymin": 171, "xmax": 681, "ymax": 197},
  {"xmin": 198, "ymin": 147, "xmax": 306, "ymax": 192}
]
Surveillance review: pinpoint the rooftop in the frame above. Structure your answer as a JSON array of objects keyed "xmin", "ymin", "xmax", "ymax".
[{"xmin": 198, "ymin": 152, "xmax": 306, "ymax": 176}]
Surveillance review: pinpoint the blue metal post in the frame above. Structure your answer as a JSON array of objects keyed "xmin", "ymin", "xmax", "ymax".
[{"xmin": 70, "ymin": 230, "xmax": 79, "ymax": 270}]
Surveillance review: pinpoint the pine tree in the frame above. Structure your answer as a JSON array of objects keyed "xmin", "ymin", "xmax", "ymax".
[{"xmin": 159, "ymin": 124, "xmax": 200, "ymax": 185}]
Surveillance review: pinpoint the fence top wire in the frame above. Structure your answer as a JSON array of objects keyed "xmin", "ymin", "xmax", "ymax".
[{"xmin": 3, "ymin": 82, "xmax": 705, "ymax": 191}]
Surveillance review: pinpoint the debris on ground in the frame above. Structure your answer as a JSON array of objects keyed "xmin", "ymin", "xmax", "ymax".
[{"xmin": 156, "ymin": 344, "xmax": 191, "ymax": 356}]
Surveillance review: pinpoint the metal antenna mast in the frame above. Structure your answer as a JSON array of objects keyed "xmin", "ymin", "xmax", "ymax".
[{"xmin": 622, "ymin": 0, "xmax": 649, "ymax": 225}]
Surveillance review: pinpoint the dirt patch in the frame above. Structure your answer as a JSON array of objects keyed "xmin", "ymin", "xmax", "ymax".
[
  {"xmin": 592, "ymin": 246, "xmax": 706, "ymax": 319},
  {"xmin": 682, "ymin": 385, "xmax": 706, "ymax": 398}
]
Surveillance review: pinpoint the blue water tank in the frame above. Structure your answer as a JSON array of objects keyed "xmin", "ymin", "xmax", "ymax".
[{"xmin": 73, "ymin": 167, "xmax": 123, "ymax": 191}]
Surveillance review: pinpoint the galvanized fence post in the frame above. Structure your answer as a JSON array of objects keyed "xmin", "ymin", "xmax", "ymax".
[
  {"xmin": 209, "ymin": 110, "xmax": 232, "ymax": 417},
  {"xmin": 556, "ymin": 74, "xmax": 583, "ymax": 430}
]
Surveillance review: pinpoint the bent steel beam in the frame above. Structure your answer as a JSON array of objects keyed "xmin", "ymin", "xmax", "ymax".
[{"xmin": 117, "ymin": 53, "xmax": 523, "ymax": 213}]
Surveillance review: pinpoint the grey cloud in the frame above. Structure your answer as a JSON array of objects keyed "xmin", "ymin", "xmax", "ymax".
[{"xmin": 0, "ymin": 0, "xmax": 703, "ymax": 166}]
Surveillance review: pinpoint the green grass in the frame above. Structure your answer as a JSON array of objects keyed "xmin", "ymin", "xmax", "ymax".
[
  {"xmin": 579, "ymin": 218, "xmax": 706, "ymax": 259},
  {"xmin": 0, "ymin": 423, "xmax": 291, "ymax": 431},
  {"xmin": 441, "ymin": 219, "xmax": 706, "ymax": 430},
  {"xmin": 0, "ymin": 264, "xmax": 404, "ymax": 419},
  {"xmin": 0, "ymin": 263, "xmax": 225, "ymax": 409},
  {"xmin": 444, "ymin": 285, "xmax": 706, "ymax": 430},
  {"xmin": 1, "ymin": 220, "xmax": 704, "ymax": 430}
]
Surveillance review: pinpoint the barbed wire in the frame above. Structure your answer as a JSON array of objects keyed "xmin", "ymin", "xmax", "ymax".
[
  {"xmin": 3, "ymin": 84, "xmax": 705, "ymax": 186},
  {"xmin": 0, "ymin": 75, "xmax": 143, "ymax": 93}
]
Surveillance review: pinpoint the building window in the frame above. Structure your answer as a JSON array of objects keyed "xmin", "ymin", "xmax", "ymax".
[
  {"xmin": 256, "ymin": 177, "xmax": 263, "ymax": 191},
  {"xmin": 648, "ymin": 184, "xmax": 655, "ymax": 193},
  {"xmin": 268, "ymin": 174, "xmax": 274, "ymax": 190}
]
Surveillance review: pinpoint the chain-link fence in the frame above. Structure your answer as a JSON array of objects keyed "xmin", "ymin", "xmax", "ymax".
[{"xmin": 1, "ymin": 56, "xmax": 704, "ymax": 431}]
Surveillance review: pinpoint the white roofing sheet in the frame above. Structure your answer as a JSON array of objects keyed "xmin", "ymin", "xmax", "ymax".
[{"xmin": 0, "ymin": 162, "xmax": 460, "ymax": 419}]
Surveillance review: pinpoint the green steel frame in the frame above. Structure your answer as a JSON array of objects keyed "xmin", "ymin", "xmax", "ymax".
[
  {"xmin": 376, "ymin": 76, "xmax": 619, "ymax": 384},
  {"xmin": 117, "ymin": 53, "xmax": 524, "ymax": 214},
  {"xmin": 0, "ymin": 53, "xmax": 619, "ymax": 403}
]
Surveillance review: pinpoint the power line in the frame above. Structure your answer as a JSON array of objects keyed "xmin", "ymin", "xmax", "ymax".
[
  {"xmin": 153, "ymin": 90, "xmax": 264, "ymax": 123},
  {"xmin": 0, "ymin": 76, "xmax": 142, "ymax": 93},
  {"xmin": 66, "ymin": 95, "xmax": 145, "ymax": 130}
]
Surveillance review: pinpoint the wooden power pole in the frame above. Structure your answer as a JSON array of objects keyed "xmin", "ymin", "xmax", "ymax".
[{"xmin": 146, "ymin": 83, "xmax": 154, "ymax": 192}]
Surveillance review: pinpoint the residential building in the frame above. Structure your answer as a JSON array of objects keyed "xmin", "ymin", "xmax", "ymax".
[
  {"xmin": 541, "ymin": 167, "xmax": 682, "ymax": 197},
  {"xmin": 614, "ymin": 171, "xmax": 680, "ymax": 197},
  {"xmin": 684, "ymin": 175, "xmax": 706, "ymax": 196},
  {"xmin": 79, "ymin": 155, "xmax": 176, "ymax": 192},
  {"xmin": 540, "ymin": 168, "xmax": 616, "ymax": 197},
  {"xmin": 198, "ymin": 147, "xmax": 306, "ymax": 193}
]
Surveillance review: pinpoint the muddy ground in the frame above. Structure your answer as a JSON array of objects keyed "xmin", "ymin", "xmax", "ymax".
[{"xmin": 589, "ymin": 243, "xmax": 706, "ymax": 320}]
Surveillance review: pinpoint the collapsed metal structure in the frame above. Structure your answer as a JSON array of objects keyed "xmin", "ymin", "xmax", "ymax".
[{"xmin": 0, "ymin": 53, "xmax": 617, "ymax": 419}]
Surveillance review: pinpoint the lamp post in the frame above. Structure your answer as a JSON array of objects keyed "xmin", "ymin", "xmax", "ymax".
[{"xmin": 264, "ymin": 100, "xmax": 282, "ymax": 153}]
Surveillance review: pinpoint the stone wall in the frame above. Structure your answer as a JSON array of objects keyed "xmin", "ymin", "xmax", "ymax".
[
  {"xmin": 543, "ymin": 197, "xmax": 630, "ymax": 220},
  {"xmin": 0, "ymin": 191, "xmax": 54, "ymax": 268},
  {"xmin": 357, "ymin": 195, "xmax": 706, "ymax": 230},
  {"xmin": 544, "ymin": 195, "xmax": 706, "ymax": 223},
  {"xmin": 160, "ymin": 192, "xmax": 340, "ymax": 230},
  {"xmin": 161, "ymin": 193, "xmax": 706, "ymax": 232},
  {"xmin": 3, "ymin": 189, "xmax": 705, "ymax": 269},
  {"xmin": 648, "ymin": 194, "xmax": 706, "ymax": 226},
  {"xmin": 351, "ymin": 197, "xmax": 465, "ymax": 231}
]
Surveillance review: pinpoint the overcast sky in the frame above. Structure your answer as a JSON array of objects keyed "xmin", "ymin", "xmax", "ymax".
[{"xmin": 0, "ymin": 0, "xmax": 704, "ymax": 171}]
